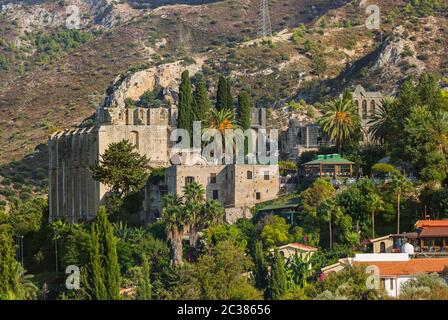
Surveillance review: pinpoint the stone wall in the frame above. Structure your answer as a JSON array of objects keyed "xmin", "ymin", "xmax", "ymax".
[
  {"xmin": 165, "ymin": 165, "xmax": 232, "ymax": 205},
  {"xmin": 49, "ymin": 121, "xmax": 172, "ymax": 222},
  {"xmin": 280, "ymin": 119, "xmax": 331, "ymax": 160},
  {"xmin": 96, "ymin": 106, "xmax": 175, "ymax": 126},
  {"xmin": 225, "ymin": 207, "xmax": 252, "ymax": 224},
  {"xmin": 49, "ymin": 101, "xmax": 278, "ymax": 223},
  {"xmin": 232, "ymin": 164, "xmax": 280, "ymax": 207},
  {"xmin": 48, "ymin": 127, "xmax": 100, "ymax": 222}
]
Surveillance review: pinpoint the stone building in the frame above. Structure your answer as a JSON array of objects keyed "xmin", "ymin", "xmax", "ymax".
[
  {"xmin": 48, "ymin": 106, "xmax": 174, "ymax": 222},
  {"xmin": 49, "ymin": 102, "xmax": 277, "ymax": 223},
  {"xmin": 251, "ymin": 107, "xmax": 266, "ymax": 128},
  {"xmin": 351, "ymin": 85, "xmax": 383, "ymax": 143},
  {"xmin": 280, "ymin": 119, "xmax": 332, "ymax": 160},
  {"xmin": 165, "ymin": 164, "xmax": 279, "ymax": 223}
]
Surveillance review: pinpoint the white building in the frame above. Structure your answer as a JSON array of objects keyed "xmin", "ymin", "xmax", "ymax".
[{"xmin": 352, "ymin": 253, "xmax": 448, "ymax": 298}]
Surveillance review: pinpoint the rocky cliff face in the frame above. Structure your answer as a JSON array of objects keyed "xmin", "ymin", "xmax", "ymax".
[
  {"xmin": 0, "ymin": 0, "xmax": 140, "ymax": 31},
  {"xmin": 102, "ymin": 55, "xmax": 206, "ymax": 108},
  {"xmin": 373, "ymin": 25, "xmax": 425, "ymax": 78}
]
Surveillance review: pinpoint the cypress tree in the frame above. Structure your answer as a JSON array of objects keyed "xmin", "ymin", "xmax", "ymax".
[
  {"xmin": 178, "ymin": 70, "xmax": 193, "ymax": 135},
  {"xmin": 136, "ymin": 257, "xmax": 152, "ymax": 300},
  {"xmin": 86, "ymin": 206, "xmax": 121, "ymax": 300},
  {"xmin": 0, "ymin": 228, "xmax": 21, "ymax": 299},
  {"xmin": 86, "ymin": 220, "xmax": 107, "ymax": 300},
  {"xmin": 224, "ymin": 78, "xmax": 233, "ymax": 110},
  {"xmin": 268, "ymin": 250, "xmax": 288, "ymax": 300},
  {"xmin": 237, "ymin": 90, "xmax": 252, "ymax": 130},
  {"xmin": 193, "ymin": 73, "xmax": 211, "ymax": 122},
  {"xmin": 215, "ymin": 75, "xmax": 227, "ymax": 111},
  {"xmin": 253, "ymin": 241, "xmax": 269, "ymax": 293}
]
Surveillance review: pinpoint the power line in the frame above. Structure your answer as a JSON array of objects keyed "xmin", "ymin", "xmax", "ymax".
[{"xmin": 257, "ymin": 0, "xmax": 272, "ymax": 38}]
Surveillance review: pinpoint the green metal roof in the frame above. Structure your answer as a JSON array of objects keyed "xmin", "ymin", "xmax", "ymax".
[
  {"xmin": 304, "ymin": 153, "xmax": 354, "ymax": 165},
  {"xmin": 258, "ymin": 198, "xmax": 301, "ymax": 211}
]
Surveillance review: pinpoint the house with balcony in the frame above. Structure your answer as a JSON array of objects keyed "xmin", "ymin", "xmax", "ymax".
[{"xmin": 365, "ymin": 220, "xmax": 448, "ymax": 256}]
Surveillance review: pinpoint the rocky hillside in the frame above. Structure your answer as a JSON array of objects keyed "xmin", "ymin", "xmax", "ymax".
[{"xmin": 0, "ymin": 0, "xmax": 446, "ymax": 206}]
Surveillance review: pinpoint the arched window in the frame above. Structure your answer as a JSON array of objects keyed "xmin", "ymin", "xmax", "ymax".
[
  {"xmin": 362, "ymin": 100, "xmax": 368, "ymax": 119},
  {"xmin": 370, "ymin": 100, "xmax": 376, "ymax": 117},
  {"xmin": 130, "ymin": 131, "xmax": 139, "ymax": 149},
  {"xmin": 247, "ymin": 171, "xmax": 253, "ymax": 179}
]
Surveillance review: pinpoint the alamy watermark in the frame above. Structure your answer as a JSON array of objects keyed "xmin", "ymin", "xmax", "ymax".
[
  {"xmin": 65, "ymin": 265, "xmax": 80, "ymax": 290},
  {"xmin": 365, "ymin": 265, "xmax": 380, "ymax": 290}
]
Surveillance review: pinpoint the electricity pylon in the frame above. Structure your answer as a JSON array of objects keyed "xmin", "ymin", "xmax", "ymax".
[{"xmin": 257, "ymin": 0, "xmax": 272, "ymax": 38}]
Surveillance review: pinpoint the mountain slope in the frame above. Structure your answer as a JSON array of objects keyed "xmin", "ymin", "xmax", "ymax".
[{"xmin": 0, "ymin": 0, "xmax": 447, "ymax": 206}]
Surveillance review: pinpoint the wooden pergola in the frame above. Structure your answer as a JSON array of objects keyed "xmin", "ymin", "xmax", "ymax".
[{"xmin": 303, "ymin": 154, "xmax": 354, "ymax": 178}]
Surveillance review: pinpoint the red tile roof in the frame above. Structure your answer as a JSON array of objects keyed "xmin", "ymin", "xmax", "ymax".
[
  {"xmin": 415, "ymin": 220, "xmax": 448, "ymax": 228},
  {"xmin": 354, "ymin": 258, "xmax": 448, "ymax": 277}
]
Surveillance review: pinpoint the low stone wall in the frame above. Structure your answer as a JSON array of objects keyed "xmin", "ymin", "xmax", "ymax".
[{"xmin": 225, "ymin": 207, "xmax": 253, "ymax": 224}]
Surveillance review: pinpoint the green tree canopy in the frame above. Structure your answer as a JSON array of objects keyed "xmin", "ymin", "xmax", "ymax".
[
  {"xmin": 194, "ymin": 240, "xmax": 261, "ymax": 299},
  {"xmin": 178, "ymin": 70, "xmax": 194, "ymax": 135},
  {"xmin": 0, "ymin": 227, "xmax": 22, "ymax": 299},
  {"xmin": 192, "ymin": 73, "xmax": 211, "ymax": 122},
  {"xmin": 318, "ymin": 97, "xmax": 360, "ymax": 153},
  {"xmin": 268, "ymin": 250, "xmax": 288, "ymax": 299},
  {"xmin": 215, "ymin": 75, "xmax": 233, "ymax": 111},
  {"xmin": 237, "ymin": 90, "xmax": 252, "ymax": 130},
  {"xmin": 261, "ymin": 215, "xmax": 291, "ymax": 248},
  {"xmin": 85, "ymin": 206, "xmax": 121, "ymax": 300},
  {"xmin": 90, "ymin": 140, "xmax": 150, "ymax": 198}
]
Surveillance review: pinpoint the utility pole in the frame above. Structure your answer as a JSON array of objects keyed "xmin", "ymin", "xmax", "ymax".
[
  {"xmin": 20, "ymin": 235, "xmax": 24, "ymax": 267},
  {"xmin": 257, "ymin": 0, "xmax": 272, "ymax": 38}
]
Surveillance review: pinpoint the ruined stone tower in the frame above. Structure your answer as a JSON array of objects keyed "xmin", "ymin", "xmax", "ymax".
[{"xmin": 48, "ymin": 106, "xmax": 175, "ymax": 222}]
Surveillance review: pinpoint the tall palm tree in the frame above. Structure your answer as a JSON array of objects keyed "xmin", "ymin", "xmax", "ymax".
[
  {"xmin": 365, "ymin": 193, "xmax": 385, "ymax": 239},
  {"xmin": 206, "ymin": 108, "xmax": 236, "ymax": 135},
  {"xmin": 161, "ymin": 194, "xmax": 185, "ymax": 266},
  {"xmin": 318, "ymin": 97, "xmax": 360, "ymax": 153},
  {"xmin": 389, "ymin": 172, "xmax": 412, "ymax": 234},
  {"xmin": 206, "ymin": 108, "xmax": 244, "ymax": 162},
  {"xmin": 368, "ymin": 96, "xmax": 396, "ymax": 144},
  {"xmin": 183, "ymin": 182, "xmax": 206, "ymax": 247},
  {"xmin": 319, "ymin": 199, "xmax": 340, "ymax": 250},
  {"xmin": 203, "ymin": 199, "xmax": 225, "ymax": 226}
]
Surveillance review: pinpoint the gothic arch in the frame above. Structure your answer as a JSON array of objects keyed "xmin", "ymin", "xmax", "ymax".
[
  {"xmin": 370, "ymin": 100, "xmax": 376, "ymax": 116},
  {"xmin": 362, "ymin": 100, "xmax": 368, "ymax": 119}
]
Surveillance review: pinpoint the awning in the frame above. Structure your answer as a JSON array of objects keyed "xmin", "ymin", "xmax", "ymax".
[{"xmin": 419, "ymin": 227, "xmax": 448, "ymax": 237}]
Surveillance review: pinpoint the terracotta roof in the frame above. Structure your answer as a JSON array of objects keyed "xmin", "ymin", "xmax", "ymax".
[
  {"xmin": 354, "ymin": 258, "xmax": 448, "ymax": 277},
  {"xmin": 415, "ymin": 220, "xmax": 448, "ymax": 228},
  {"xmin": 419, "ymin": 227, "xmax": 448, "ymax": 237},
  {"xmin": 287, "ymin": 242, "xmax": 318, "ymax": 251}
]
